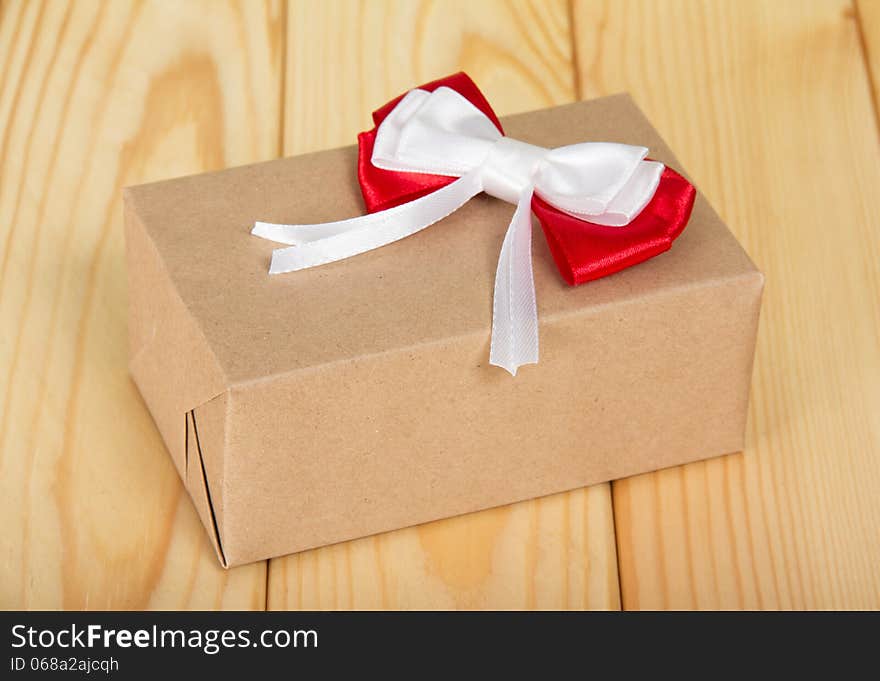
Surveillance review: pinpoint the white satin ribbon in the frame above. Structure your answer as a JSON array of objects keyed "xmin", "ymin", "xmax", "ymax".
[{"xmin": 253, "ymin": 86, "xmax": 664, "ymax": 375}]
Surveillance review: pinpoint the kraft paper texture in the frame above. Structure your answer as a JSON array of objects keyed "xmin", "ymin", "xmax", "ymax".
[{"xmin": 124, "ymin": 94, "xmax": 763, "ymax": 567}]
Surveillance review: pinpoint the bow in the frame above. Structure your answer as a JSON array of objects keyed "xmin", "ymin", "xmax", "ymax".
[{"xmin": 252, "ymin": 73, "xmax": 695, "ymax": 375}]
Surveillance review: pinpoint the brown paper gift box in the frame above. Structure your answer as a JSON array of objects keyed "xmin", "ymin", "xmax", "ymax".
[{"xmin": 124, "ymin": 94, "xmax": 763, "ymax": 568}]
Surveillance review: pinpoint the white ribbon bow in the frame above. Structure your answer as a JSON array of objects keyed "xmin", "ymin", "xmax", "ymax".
[{"xmin": 253, "ymin": 86, "xmax": 664, "ymax": 375}]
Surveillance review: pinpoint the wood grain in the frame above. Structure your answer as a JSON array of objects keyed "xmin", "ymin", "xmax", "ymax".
[
  {"xmin": 0, "ymin": 0, "xmax": 283, "ymax": 609},
  {"xmin": 268, "ymin": 0, "xmax": 621, "ymax": 610},
  {"xmin": 856, "ymin": 0, "xmax": 880, "ymax": 116},
  {"xmin": 572, "ymin": 0, "xmax": 880, "ymax": 608}
]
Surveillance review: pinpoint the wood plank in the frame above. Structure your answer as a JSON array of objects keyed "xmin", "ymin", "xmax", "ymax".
[
  {"xmin": 0, "ymin": 0, "xmax": 283, "ymax": 609},
  {"xmin": 856, "ymin": 0, "xmax": 880, "ymax": 117},
  {"xmin": 269, "ymin": 0, "xmax": 620, "ymax": 610},
  {"xmin": 572, "ymin": 0, "xmax": 880, "ymax": 608}
]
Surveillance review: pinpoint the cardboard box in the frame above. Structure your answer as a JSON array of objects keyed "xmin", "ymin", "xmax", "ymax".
[{"xmin": 124, "ymin": 94, "xmax": 763, "ymax": 567}]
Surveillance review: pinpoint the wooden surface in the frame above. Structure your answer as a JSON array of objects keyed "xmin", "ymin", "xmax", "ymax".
[
  {"xmin": 573, "ymin": 0, "xmax": 880, "ymax": 609},
  {"xmin": 0, "ymin": 0, "xmax": 278, "ymax": 609},
  {"xmin": 1, "ymin": 0, "xmax": 878, "ymax": 610},
  {"xmin": 857, "ymin": 0, "xmax": 880, "ymax": 115}
]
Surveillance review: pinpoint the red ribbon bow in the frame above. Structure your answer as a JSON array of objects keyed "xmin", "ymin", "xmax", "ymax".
[{"xmin": 357, "ymin": 72, "xmax": 696, "ymax": 286}]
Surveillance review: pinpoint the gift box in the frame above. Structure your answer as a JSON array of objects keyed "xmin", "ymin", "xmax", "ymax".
[{"xmin": 124, "ymin": 84, "xmax": 763, "ymax": 567}]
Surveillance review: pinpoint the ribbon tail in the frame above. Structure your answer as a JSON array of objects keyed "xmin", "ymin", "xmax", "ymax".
[
  {"xmin": 489, "ymin": 189, "xmax": 539, "ymax": 376},
  {"xmin": 253, "ymin": 171, "xmax": 483, "ymax": 274}
]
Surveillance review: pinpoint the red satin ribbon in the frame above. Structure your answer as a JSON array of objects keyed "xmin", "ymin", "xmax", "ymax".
[{"xmin": 357, "ymin": 72, "xmax": 696, "ymax": 286}]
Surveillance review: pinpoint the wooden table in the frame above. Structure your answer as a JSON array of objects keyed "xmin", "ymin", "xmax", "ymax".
[{"xmin": 2, "ymin": 0, "xmax": 878, "ymax": 610}]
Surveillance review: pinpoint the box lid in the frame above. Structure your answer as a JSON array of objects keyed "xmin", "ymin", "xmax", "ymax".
[{"xmin": 124, "ymin": 94, "xmax": 758, "ymax": 389}]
